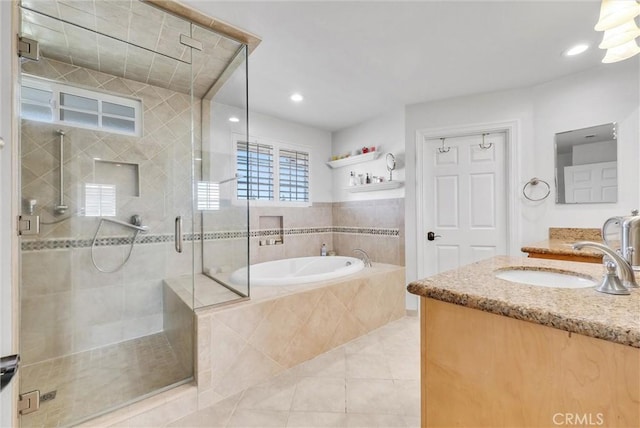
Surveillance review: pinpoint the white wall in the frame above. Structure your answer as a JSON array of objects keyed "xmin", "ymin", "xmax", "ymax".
[
  {"xmin": 404, "ymin": 61, "xmax": 639, "ymax": 309},
  {"xmin": 571, "ymin": 140, "xmax": 616, "ymax": 165},
  {"xmin": 331, "ymin": 108, "xmax": 405, "ymax": 202},
  {"xmin": 210, "ymin": 102, "xmax": 333, "ymax": 203}
]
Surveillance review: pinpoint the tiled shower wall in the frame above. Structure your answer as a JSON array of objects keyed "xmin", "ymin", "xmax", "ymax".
[{"xmin": 20, "ymin": 57, "xmax": 200, "ymax": 365}]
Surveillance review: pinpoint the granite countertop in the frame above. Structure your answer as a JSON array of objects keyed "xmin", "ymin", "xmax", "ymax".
[
  {"xmin": 521, "ymin": 239, "xmax": 604, "ymax": 258},
  {"xmin": 407, "ymin": 256, "xmax": 640, "ymax": 348}
]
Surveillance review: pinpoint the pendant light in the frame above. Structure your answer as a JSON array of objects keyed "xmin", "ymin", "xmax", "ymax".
[
  {"xmin": 594, "ymin": 0, "xmax": 640, "ymax": 31},
  {"xmin": 599, "ymin": 19, "xmax": 640, "ymax": 49},
  {"xmin": 594, "ymin": 0, "xmax": 640, "ymax": 63},
  {"xmin": 602, "ymin": 38, "xmax": 640, "ymax": 62}
]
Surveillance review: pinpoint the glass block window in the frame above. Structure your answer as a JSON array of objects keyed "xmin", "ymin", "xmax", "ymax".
[
  {"xmin": 84, "ymin": 183, "xmax": 116, "ymax": 217},
  {"xmin": 237, "ymin": 141, "xmax": 274, "ymax": 200},
  {"xmin": 236, "ymin": 139, "xmax": 310, "ymax": 204},
  {"xmin": 279, "ymin": 148, "xmax": 309, "ymax": 202},
  {"xmin": 21, "ymin": 75, "xmax": 142, "ymax": 136}
]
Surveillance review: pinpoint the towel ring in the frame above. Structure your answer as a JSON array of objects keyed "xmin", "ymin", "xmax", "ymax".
[{"xmin": 522, "ymin": 177, "xmax": 551, "ymax": 201}]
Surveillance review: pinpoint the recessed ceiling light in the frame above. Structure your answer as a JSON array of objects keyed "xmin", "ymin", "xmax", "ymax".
[
  {"xmin": 228, "ymin": 116, "xmax": 240, "ymax": 122},
  {"xmin": 564, "ymin": 44, "xmax": 589, "ymax": 56},
  {"xmin": 290, "ymin": 93, "xmax": 304, "ymax": 102}
]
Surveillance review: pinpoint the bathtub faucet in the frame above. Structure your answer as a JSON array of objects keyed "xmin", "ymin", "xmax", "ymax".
[{"xmin": 353, "ymin": 249, "xmax": 372, "ymax": 267}]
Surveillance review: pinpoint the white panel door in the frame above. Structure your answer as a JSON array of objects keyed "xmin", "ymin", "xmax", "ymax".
[
  {"xmin": 422, "ymin": 133, "xmax": 507, "ymax": 276},
  {"xmin": 564, "ymin": 161, "xmax": 617, "ymax": 203}
]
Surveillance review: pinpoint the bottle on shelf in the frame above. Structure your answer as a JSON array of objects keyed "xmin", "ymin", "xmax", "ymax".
[
  {"xmin": 321, "ymin": 243, "xmax": 327, "ymax": 256},
  {"xmin": 349, "ymin": 171, "xmax": 357, "ymax": 186},
  {"xmin": 365, "ymin": 173, "xmax": 371, "ymax": 184}
]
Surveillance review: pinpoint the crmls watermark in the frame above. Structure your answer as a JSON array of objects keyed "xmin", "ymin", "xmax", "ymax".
[{"xmin": 552, "ymin": 413, "xmax": 605, "ymax": 426}]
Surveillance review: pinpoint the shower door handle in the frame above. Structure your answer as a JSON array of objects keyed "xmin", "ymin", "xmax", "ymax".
[
  {"xmin": 175, "ymin": 216, "xmax": 183, "ymax": 253},
  {"xmin": 1, "ymin": 354, "xmax": 19, "ymax": 391}
]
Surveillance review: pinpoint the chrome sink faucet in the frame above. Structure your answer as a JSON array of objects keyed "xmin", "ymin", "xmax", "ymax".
[
  {"xmin": 353, "ymin": 248, "xmax": 372, "ymax": 267},
  {"xmin": 572, "ymin": 241, "xmax": 639, "ymax": 293}
]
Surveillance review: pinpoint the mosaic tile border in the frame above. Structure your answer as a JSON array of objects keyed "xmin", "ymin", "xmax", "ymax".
[{"xmin": 21, "ymin": 227, "xmax": 400, "ymax": 251}]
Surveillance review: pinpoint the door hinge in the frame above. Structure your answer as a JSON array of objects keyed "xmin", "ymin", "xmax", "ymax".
[
  {"xmin": 18, "ymin": 215, "xmax": 40, "ymax": 236},
  {"xmin": 18, "ymin": 390, "xmax": 40, "ymax": 415},
  {"xmin": 17, "ymin": 36, "xmax": 40, "ymax": 61},
  {"xmin": 179, "ymin": 34, "xmax": 203, "ymax": 51}
]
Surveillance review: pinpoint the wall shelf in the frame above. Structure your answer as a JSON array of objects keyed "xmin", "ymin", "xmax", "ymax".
[
  {"xmin": 326, "ymin": 151, "xmax": 381, "ymax": 169},
  {"xmin": 346, "ymin": 181, "xmax": 403, "ymax": 193}
]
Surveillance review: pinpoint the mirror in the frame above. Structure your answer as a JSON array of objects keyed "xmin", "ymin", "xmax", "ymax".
[
  {"xmin": 386, "ymin": 153, "xmax": 396, "ymax": 181},
  {"xmin": 555, "ymin": 123, "xmax": 617, "ymax": 204}
]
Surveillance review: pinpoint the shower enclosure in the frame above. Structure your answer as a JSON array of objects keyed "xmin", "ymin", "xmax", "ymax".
[{"xmin": 17, "ymin": 1, "xmax": 249, "ymax": 426}]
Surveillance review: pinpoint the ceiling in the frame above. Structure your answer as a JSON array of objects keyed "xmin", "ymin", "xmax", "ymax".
[{"xmin": 183, "ymin": 0, "xmax": 607, "ymax": 132}]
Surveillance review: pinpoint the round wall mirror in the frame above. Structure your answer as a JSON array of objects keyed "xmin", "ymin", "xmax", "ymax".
[{"xmin": 386, "ymin": 153, "xmax": 396, "ymax": 181}]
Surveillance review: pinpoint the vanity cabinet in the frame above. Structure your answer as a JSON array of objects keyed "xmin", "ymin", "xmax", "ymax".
[{"xmin": 420, "ymin": 298, "xmax": 639, "ymax": 427}]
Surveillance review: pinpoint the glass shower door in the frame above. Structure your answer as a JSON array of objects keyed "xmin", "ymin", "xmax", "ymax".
[{"xmin": 18, "ymin": 3, "xmax": 197, "ymax": 425}]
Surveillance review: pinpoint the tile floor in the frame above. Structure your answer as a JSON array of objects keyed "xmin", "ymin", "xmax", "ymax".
[
  {"xmin": 171, "ymin": 316, "xmax": 420, "ymax": 428},
  {"xmin": 20, "ymin": 332, "xmax": 192, "ymax": 428}
]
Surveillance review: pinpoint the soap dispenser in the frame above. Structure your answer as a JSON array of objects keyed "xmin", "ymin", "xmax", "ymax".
[{"xmin": 321, "ymin": 243, "xmax": 327, "ymax": 256}]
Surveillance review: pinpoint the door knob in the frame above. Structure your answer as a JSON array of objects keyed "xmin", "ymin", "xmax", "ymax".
[{"xmin": 427, "ymin": 231, "xmax": 441, "ymax": 241}]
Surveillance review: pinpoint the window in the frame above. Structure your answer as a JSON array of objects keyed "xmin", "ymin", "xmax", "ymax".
[
  {"xmin": 21, "ymin": 75, "xmax": 142, "ymax": 136},
  {"xmin": 84, "ymin": 183, "xmax": 116, "ymax": 217},
  {"xmin": 279, "ymin": 148, "xmax": 309, "ymax": 202},
  {"xmin": 236, "ymin": 139, "xmax": 310, "ymax": 204}
]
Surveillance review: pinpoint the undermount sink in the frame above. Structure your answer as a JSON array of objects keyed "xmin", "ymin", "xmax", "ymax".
[{"xmin": 495, "ymin": 267, "xmax": 597, "ymax": 289}]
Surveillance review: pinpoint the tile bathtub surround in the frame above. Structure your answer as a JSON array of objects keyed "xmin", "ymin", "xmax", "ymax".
[
  {"xmin": 332, "ymin": 198, "xmax": 405, "ymax": 265},
  {"xmin": 170, "ymin": 316, "xmax": 419, "ymax": 428},
  {"xmin": 247, "ymin": 199, "xmax": 405, "ymax": 265},
  {"xmin": 194, "ymin": 264, "xmax": 406, "ymax": 407}
]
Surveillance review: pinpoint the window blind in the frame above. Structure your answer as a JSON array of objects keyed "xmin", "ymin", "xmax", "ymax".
[
  {"xmin": 279, "ymin": 148, "xmax": 309, "ymax": 202},
  {"xmin": 85, "ymin": 183, "xmax": 116, "ymax": 217},
  {"xmin": 237, "ymin": 141, "xmax": 274, "ymax": 200},
  {"xmin": 197, "ymin": 181, "xmax": 221, "ymax": 211}
]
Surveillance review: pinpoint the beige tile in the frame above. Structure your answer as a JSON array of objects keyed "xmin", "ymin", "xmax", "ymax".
[
  {"xmin": 345, "ymin": 413, "xmax": 407, "ymax": 427},
  {"xmin": 213, "ymin": 344, "xmax": 284, "ymax": 397},
  {"xmin": 386, "ymin": 351, "xmax": 420, "ymax": 381},
  {"xmin": 213, "ymin": 299, "xmax": 275, "ymax": 340},
  {"xmin": 346, "ymin": 379, "xmax": 404, "ymax": 415},
  {"xmin": 403, "ymin": 415, "xmax": 422, "ymax": 428},
  {"xmin": 226, "ymin": 409, "xmax": 290, "ymax": 427},
  {"xmin": 209, "ymin": 318, "xmax": 248, "ymax": 381},
  {"xmin": 236, "ymin": 376, "xmax": 297, "ymax": 411},
  {"xmin": 169, "ymin": 393, "xmax": 241, "ymax": 427},
  {"xmin": 326, "ymin": 308, "xmax": 368, "ymax": 350},
  {"xmin": 249, "ymin": 302, "xmax": 303, "ymax": 363},
  {"xmin": 394, "ymin": 379, "xmax": 421, "ymax": 417},
  {"xmin": 22, "ymin": 250, "xmax": 72, "ymax": 296},
  {"xmin": 291, "ymin": 377, "xmax": 346, "ymax": 413},
  {"xmin": 287, "ymin": 411, "xmax": 347, "ymax": 427},
  {"xmin": 346, "ymin": 353, "xmax": 393, "ymax": 380},
  {"xmin": 293, "ymin": 347, "xmax": 346, "ymax": 379},
  {"xmin": 344, "ymin": 333, "xmax": 386, "ymax": 356}
]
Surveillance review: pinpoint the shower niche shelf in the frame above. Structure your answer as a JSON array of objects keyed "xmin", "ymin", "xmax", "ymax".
[
  {"xmin": 326, "ymin": 151, "xmax": 381, "ymax": 169},
  {"xmin": 346, "ymin": 181, "xmax": 403, "ymax": 193}
]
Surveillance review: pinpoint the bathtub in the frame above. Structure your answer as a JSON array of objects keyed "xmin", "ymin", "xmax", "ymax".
[{"xmin": 229, "ymin": 256, "xmax": 365, "ymax": 286}]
